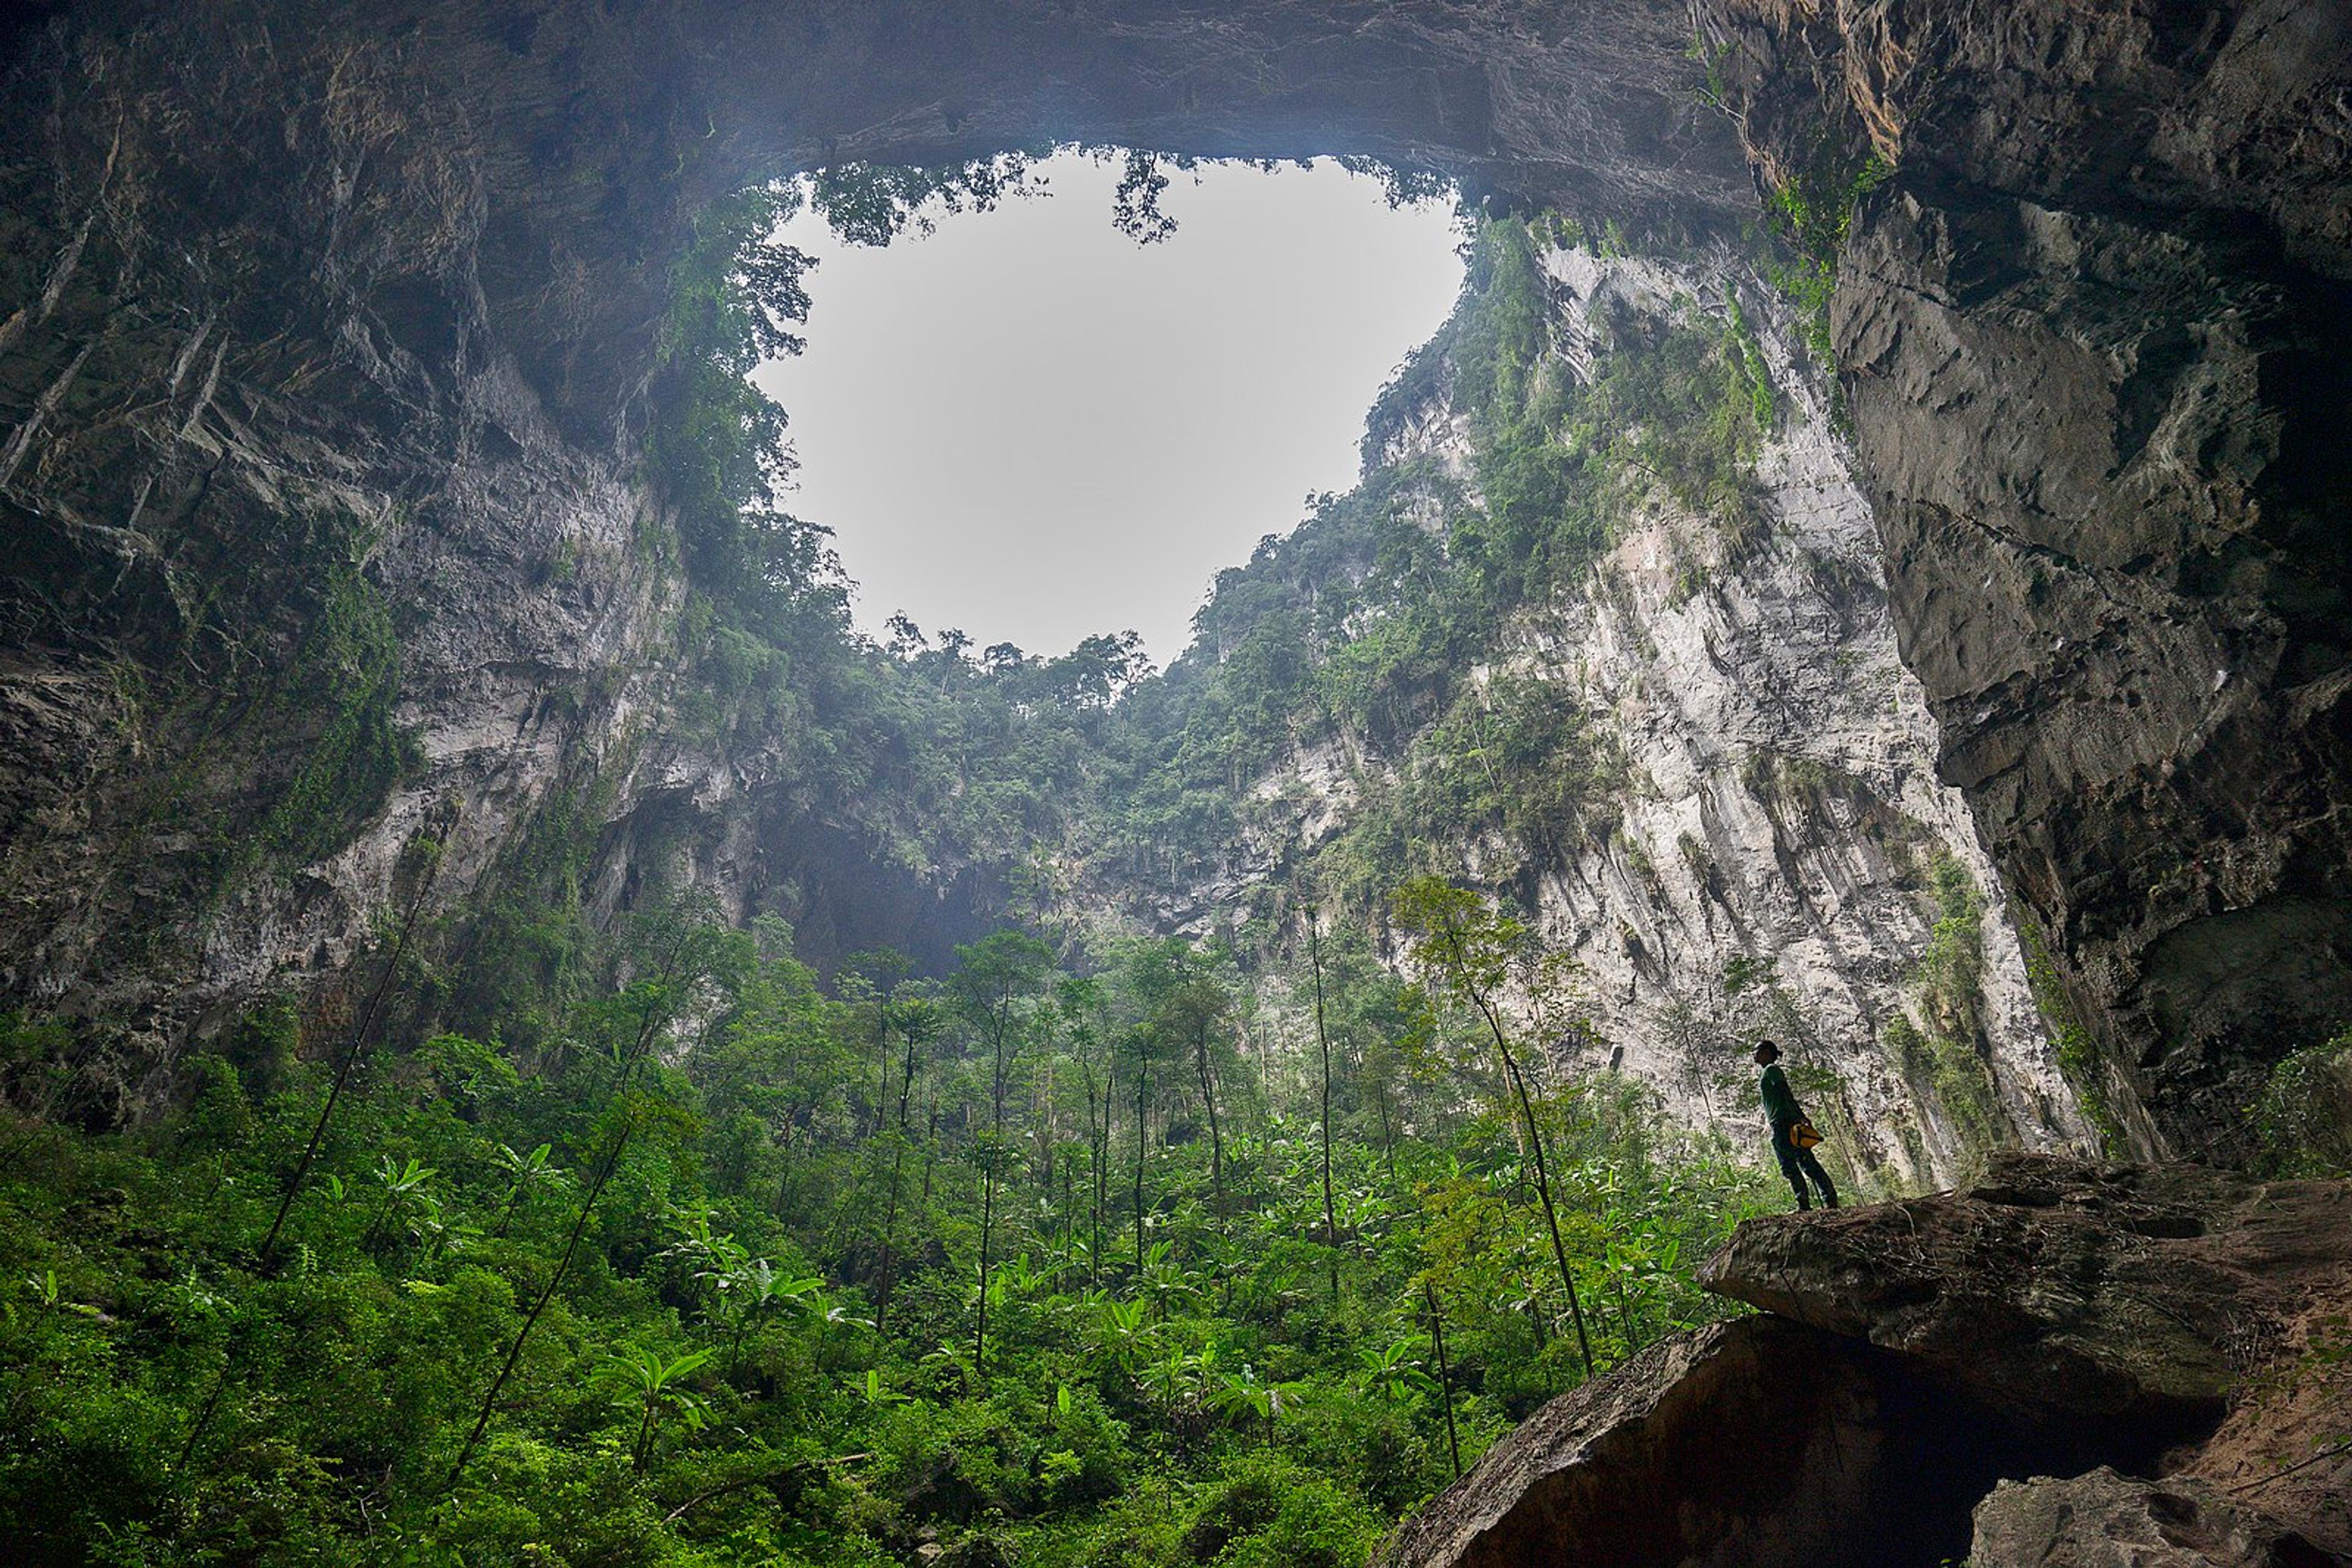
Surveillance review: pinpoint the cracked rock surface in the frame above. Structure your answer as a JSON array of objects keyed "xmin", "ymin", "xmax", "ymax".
[{"xmin": 1384, "ymin": 1156, "xmax": 2352, "ymax": 1567}]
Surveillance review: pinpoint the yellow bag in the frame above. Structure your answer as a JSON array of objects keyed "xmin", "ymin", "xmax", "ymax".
[{"xmin": 1789, "ymin": 1121, "xmax": 1824, "ymax": 1150}]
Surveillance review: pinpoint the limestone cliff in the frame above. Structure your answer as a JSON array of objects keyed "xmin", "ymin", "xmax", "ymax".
[
  {"xmin": 0, "ymin": 0, "xmax": 2345, "ymax": 1159},
  {"xmin": 1703, "ymin": 0, "xmax": 2352, "ymax": 1158},
  {"xmin": 1122, "ymin": 231, "xmax": 2089, "ymax": 1186},
  {"xmin": 1510, "ymin": 243, "xmax": 2090, "ymax": 1181}
]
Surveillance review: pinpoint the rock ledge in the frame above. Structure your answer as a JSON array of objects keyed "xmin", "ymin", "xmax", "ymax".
[{"xmin": 1379, "ymin": 1156, "xmax": 2352, "ymax": 1568}]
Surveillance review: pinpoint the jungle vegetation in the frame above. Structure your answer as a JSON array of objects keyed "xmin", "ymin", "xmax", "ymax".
[
  {"xmin": 0, "ymin": 170, "xmax": 1801, "ymax": 1565},
  {"xmin": 0, "ymin": 894, "xmax": 1774, "ymax": 1565}
]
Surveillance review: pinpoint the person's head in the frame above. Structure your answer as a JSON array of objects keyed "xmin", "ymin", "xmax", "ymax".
[{"xmin": 1754, "ymin": 1040, "xmax": 1781, "ymax": 1066}]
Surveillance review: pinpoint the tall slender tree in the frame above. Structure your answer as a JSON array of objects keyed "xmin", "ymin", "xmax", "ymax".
[
  {"xmin": 1423, "ymin": 1278, "xmax": 1463, "ymax": 1477},
  {"xmin": 1132, "ymin": 1033, "xmax": 1150, "ymax": 1281},
  {"xmin": 950, "ymin": 930, "xmax": 1051, "ymax": 1383},
  {"xmin": 1057, "ymin": 975, "xmax": 1109, "ymax": 1288},
  {"xmin": 1306, "ymin": 907, "xmax": 1340, "ymax": 1303},
  {"xmin": 872, "ymin": 987, "xmax": 937, "ymax": 1338},
  {"xmin": 1156, "ymin": 975, "xmax": 1231, "ymax": 1215},
  {"xmin": 257, "ymin": 834, "xmax": 445, "ymax": 1268},
  {"xmin": 450, "ymin": 899, "xmax": 741, "ymax": 1488},
  {"xmin": 1393, "ymin": 876, "xmax": 1597, "ymax": 1380}
]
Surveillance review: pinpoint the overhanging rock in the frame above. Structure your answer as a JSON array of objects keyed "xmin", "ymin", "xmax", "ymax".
[
  {"xmin": 1380, "ymin": 1156, "xmax": 2352, "ymax": 1567},
  {"xmin": 1699, "ymin": 1153, "xmax": 2352, "ymax": 1431},
  {"xmin": 1374, "ymin": 1314, "xmax": 2098, "ymax": 1568}
]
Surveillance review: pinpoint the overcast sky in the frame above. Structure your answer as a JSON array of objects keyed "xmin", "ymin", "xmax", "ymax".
[{"xmin": 753, "ymin": 153, "xmax": 1465, "ymax": 668}]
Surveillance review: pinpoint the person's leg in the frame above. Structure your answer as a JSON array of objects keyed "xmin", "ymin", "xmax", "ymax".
[
  {"xmin": 1797, "ymin": 1145, "xmax": 1839, "ymax": 1208},
  {"xmin": 1773, "ymin": 1133, "xmax": 1810, "ymax": 1210}
]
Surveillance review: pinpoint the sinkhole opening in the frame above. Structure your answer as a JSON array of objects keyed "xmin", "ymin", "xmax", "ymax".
[{"xmin": 750, "ymin": 148, "xmax": 1466, "ymax": 672}]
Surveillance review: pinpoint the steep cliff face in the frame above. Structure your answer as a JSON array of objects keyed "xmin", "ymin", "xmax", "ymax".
[
  {"xmin": 0, "ymin": 20, "xmax": 671, "ymax": 1114},
  {"xmin": 1702, "ymin": 0, "xmax": 2352, "ymax": 1157},
  {"xmin": 1516, "ymin": 244, "xmax": 2089, "ymax": 1180},
  {"xmin": 0, "ymin": 0, "xmax": 2345, "ymax": 1156},
  {"xmin": 1131, "ymin": 232, "xmax": 2087, "ymax": 1185}
]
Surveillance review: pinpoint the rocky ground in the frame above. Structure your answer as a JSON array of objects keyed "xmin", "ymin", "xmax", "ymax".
[{"xmin": 1377, "ymin": 1153, "xmax": 2352, "ymax": 1567}]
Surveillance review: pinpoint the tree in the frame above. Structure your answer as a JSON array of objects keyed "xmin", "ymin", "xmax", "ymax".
[
  {"xmin": 872, "ymin": 985, "xmax": 940, "ymax": 1336},
  {"xmin": 1392, "ymin": 876, "xmax": 1597, "ymax": 1379},
  {"xmin": 1306, "ymin": 907, "xmax": 1340, "ymax": 1302},
  {"xmin": 1422, "ymin": 1279, "xmax": 1464, "ymax": 1477},
  {"xmin": 1056, "ymin": 974, "xmax": 1112, "ymax": 1288},
  {"xmin": 1126, "ymin": 1023, "xmax": 1153, "ymax": 1281},
  {"xmin": 488, "ymin": 1141, "xmax": 565, "ymax": 1240},
  {"xmin": 1041, "ymin": 630, "xmax": 1153, "ymax": 708},
  {"xmin": 255, "ymin": 832, "xmax": 443, "ymax": 1268},
  {"xmin": 839, "ymin": 947, "xmax": 914, "ymax": 1136},
  {"xmin": 597, "ymin": 1347, "xmax": 714, "ymax": 1472},
  {"xmin": 1155, "ymin": 974, "xmax": 1232, "ymax": 1215},
  {"xmin": 448, "ymin": 894, "xmax": 747, "ymax": 1488},
  {"xmin": 951, "ymin": 929, "xmax": 1053, "ymax": 1382}
]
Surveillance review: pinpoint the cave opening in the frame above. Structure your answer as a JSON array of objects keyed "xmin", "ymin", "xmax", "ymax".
[
  {"xmin": 3, "ymin": 4, "xmax": 2351, "ymax": 1564},
  {"xmin": 747, "ymin": 149, "xmax": 1466, "ymax": 671}
]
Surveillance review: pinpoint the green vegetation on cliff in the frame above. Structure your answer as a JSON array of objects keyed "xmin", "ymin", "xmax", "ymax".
[{"xmin": 1091, "ymin": 215, "xmax": 1769, "ymax": 913}]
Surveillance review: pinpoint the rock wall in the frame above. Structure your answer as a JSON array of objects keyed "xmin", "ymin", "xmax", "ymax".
[
  {"xmin": 0, "ymin": 0, "xmax": 2345, "ymax": 1153},
  {"xmin": 1518, "ymin": 243, "xmax": 2087, "ymax": 1180},
  {"xmin": 1702, "ymin": 0, "xmax": 2352, "ymax": 1156},
  {"xmin": 0, "ymin": 18, "xmax": 676, "ymax": 1113},
  {"xmin": 1167, "ymin": 236, "xmax": 2090, "ymax": 1186}
]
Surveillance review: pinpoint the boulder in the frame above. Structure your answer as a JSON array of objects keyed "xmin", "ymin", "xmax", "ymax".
[
  {"xmin": 1381, "ymin": 1157, "xmax": 2352, "ymax": 1567},
  {"xmin": 1374, "ymin": 1314, "xmax": 2079, "ymax": 1568},
  {"xmin": 1698, "ymin": 1153, "xmax": 2352, "ymax": 1434},
  {"xmin": 1970, "ymin": 1468, "xmax": 2343, "ymax": 1568}
]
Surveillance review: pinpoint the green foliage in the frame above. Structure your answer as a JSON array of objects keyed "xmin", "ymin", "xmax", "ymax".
[
  {"xmin": 1393, "ymin": 877, "xmax": 1607, "ymax": 1377},
  {"xmin": 1333, "ymin": 155, "xmax": 1455, "ymax": 213},
  {"xmin": 1756, "ymin": 144, "xmax": 1893, "ymax": 365},
  {"xmin": 2253, "ymin": 1030, "xmax": 2352, "ymax": 1178},
  {"xmin": 251, "ymin": 556, "xmax": 421, "ymax": 867},
  {"xmin": 650, "ymin": 183, "xmax": 821, "ymax": 608},
  {"xmin": 445, "ymin": 771, "xmax": 624, "ymax": 1047},
  {"xmin": 0, "ymin": 897, "xmax": 1773, "ymax": 1565},
  {"xmin": 812, "ymin": 154, "xmax": 1046, "ymax": 247},
  {"xmin": 1109, "ymin": 149, "xmax": 1185, "ymax": 244},
  {"xmin": 1886, "ymin": 855, "xmax": 2003, "ymax": 1161},
  {"xmin": 622, "ymin": 187, "xmax": 1773, "ymax": 1027},
  {"xmin": 1360, "ymin": 674, "xmax": 1623, "ymax": 876},
  {"xmin": 2018, "ymin": 915, "xmax": 2126, "ymax": 1158}
]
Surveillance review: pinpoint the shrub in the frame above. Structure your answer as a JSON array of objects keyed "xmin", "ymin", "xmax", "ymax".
[{"xmin": 2253, "ymin": 1031, "xmax": 2352, "ymax": 1177}]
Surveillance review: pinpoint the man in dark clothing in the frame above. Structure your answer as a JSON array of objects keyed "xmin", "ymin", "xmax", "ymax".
[{"xmin": 1755, "ymin": 1040, "xmax": 1838, "ymax": 1211}]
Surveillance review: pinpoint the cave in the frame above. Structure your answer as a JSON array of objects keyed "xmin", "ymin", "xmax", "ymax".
[
  {"xmin": 5, "ymin": 0, "xmax": 2345, "ymax": 1151},
  {"xmin": 3, "ymin": 2, "xmax": 2351, "ymax": 1562},
  {"xmin": 1378, "ymin": 1316, "xmax": 2206, "ymax": 1568}
]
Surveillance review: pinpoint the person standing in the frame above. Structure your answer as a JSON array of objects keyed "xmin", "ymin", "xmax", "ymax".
[{"xmin": 1755, "ymin": 1039, "xmax": 1839, "ymax": 1211}]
